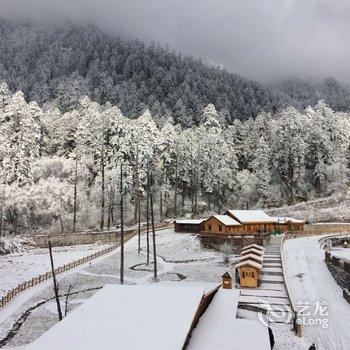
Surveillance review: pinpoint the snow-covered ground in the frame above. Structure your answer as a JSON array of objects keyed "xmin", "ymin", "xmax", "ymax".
[
  {"xmin": 0, "ymin": 230, "xmax": 317, "ymax": 350},
  {"xmin": 0, "ymin": 243, "xmax": 111, "ymax": 299},
  {"xmin": 331, "ymin": 247, "xmax": 350, "ymax": 260},
  {"xmin": 283, "ymin": 236, "xmax": 350, "ymax": 350}
]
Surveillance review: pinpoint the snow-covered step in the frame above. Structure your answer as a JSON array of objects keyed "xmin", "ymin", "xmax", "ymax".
[
  {"xmin": 262, "ymin": 266, "xmax": 283, "ymax": 271},
  {"xmin": 260, "ymin": 280, "xmax": 284, "ymax": 285},
  {"xmin": 239, "ymin": 302, "xmax": 292, "ymax": 311},
  {"xmin": 239, "ymin": 295, "xmax": 291, "ymax": 305},
  {"xmin": 239, "ymin": 289, "xmax": 288, "ymax": 298},
  {"xmin": 264, "ymin": 254, "xmax": 281, "ymax": 258},
  {"xmin": 260, "ymin": 274, "xmax": 284, "ymax": 281},
  {"xmin": 263, "ymin": 259, "xmax": 281, "ymax": 264},
  {"xmin": 261, "ymin": 270, "xmax": 283, "ymax": 276},
  {"xmin": 260, "ymin": 283, "xmax": 287, "ymax": 291},
  {"xmin": 263, "ymin": 263, "xmax": 282, "ymax": 268}
]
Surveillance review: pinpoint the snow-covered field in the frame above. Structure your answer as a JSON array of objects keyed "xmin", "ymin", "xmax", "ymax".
[
  {"xmin": 331, "ymin": 247, "xmax": 350, "ymax": 260},
  {"xmin": 283, "ymin": 236, "xmax": 350, "ymax": 350},
  {"xmin": 0, "ymin": 243, "xmax": 111, "ymax": 299},
  {"xmin": 0, "ymin": 229, "xmax": 235, "ymax": 349},
  {"xmin": 0, "ymin": 230, "xmax": 330, "ymax": 350}
]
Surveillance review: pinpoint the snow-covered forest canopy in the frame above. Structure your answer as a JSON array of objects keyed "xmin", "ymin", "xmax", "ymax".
[
  {"xmin": 0, "ymin": 81, "xmax": 349, "ymax": 235},
  {"xmin": 1, "ymin": 20, "xmax": 350, "ymax": 128}
]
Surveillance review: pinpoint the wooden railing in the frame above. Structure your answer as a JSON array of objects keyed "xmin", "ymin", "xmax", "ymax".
[
  {"xmin": 280, "ymin": 234, "xmax": 295, "ymax": 313},
  {"xmin": 0, "ymin": 223, "xmax": 171, "ymax": 308}
]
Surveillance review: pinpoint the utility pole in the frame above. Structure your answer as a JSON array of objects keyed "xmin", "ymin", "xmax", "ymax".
[
  {"xmin": 49, "ymin": 241, "xmax": 63, "ymax": 321},
  {"xmin": 119, "ymin": 164, "xmax": 124, "ymax": 285}
]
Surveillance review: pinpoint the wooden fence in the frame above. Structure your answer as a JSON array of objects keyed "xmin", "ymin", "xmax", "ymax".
[
  {"xmin": 0, "ymin": 223, "xmax": 171, "ymax": 308},
  {"xmin": 0, "ymin": 244, "xmax": 117, "ymax": 308}
]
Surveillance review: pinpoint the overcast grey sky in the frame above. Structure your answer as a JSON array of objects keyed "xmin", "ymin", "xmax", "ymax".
[{"xmin": 1, "ymin": 0, "xmax": 350, "ymax": 83}]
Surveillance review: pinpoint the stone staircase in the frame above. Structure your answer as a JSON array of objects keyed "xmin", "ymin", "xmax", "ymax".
[{"xmin": 238, "ymin": 236, "xmax": 294, "ymax": 324}]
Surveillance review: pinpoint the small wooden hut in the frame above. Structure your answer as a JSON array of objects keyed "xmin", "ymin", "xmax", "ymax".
[
  {"xmin": 174, "ymin": 219, "xmax": 206, "ymax": 233},
  {"xmin": 235, "ymin": 260, "xmax": 262, "ymax": 288},
  {"xmin": 221, "ymin": 272, "xmax": 232, "ymax": 289}
]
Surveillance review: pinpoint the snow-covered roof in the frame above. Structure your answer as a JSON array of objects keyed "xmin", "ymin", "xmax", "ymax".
[
  {"xmin": 241, "ymin": 248, "xmax": 264, "ymax": 256},
  {"xmin": 157, "ymin": 281, "xmax": 220, "ymax": 296},
  {"xmin": 226, "ymin": 210, "xmax": 276, "ymax": 223},
  {"xmin": 273, "ymin": 217, "xmax": 306, "ymax": 224},
  {"xmin": 242, "ymin": 244, "xmax": 264, "ymax": 251},
  {"xmin": 238, "ymin": 254, "xmax": 263, "ymax": 262},
  {"xmin": 174, "ymin": 219, "xmax": 206, "ymax": 224},
  {"xmin": 188, "ymin": 289, "xmax": 270, "ymax": 350},
  {"xmin": 26, "ymin": 285, "xmax": 206, "ymax": 350},
  {"xmin": 212, "ymin": 215, "xmax": 241, "ymax": 226},
  {"xmin": 235, "ymin": 259, "xmax": 263, "ymax": 270}
]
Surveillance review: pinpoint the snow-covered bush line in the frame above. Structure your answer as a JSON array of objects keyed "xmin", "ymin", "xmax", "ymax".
[
  {"xmin": 0, "ymin": 236, "xmax": 36, "ymax": 255},
  {"xmin": 0, "ymin": 82, "xmax": 350, "ymax": 235}
]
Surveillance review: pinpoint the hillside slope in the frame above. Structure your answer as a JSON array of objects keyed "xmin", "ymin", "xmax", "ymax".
[
  {"xmin": 266, "ymin": 191, "xmax": 350, "ymax": 223},
  {"xmin": 0, "ymin": 20, "xmax": 282, "ymax": 126}
]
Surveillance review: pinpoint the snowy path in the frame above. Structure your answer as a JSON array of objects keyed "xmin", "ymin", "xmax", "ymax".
[{"xmin": 283, "ymin": 236, "xmax": 350, "ymax": 350}]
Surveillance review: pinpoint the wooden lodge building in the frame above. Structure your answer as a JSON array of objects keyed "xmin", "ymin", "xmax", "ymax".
[
  {"xmin": 199, "ymin": 210, "xmax": 305, "ymax": 236},
  {"xmin": 175, "ymin": 210, "xmax": 305, "ymax": 248}
]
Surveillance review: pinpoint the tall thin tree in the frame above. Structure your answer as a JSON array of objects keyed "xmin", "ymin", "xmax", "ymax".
[
  {"xmin": 48, "ymin": 241, "xmax": 63, "ymax": 321},
  {"xmin": 137, "ymin": 190, "xmax": 141, "ymax": 253},
  {"xmin": 100, "ymin": 143, "xmax": 105, "ymax": 230},
  {"xmin": 146, "ymin": 178, "xmax": 150, "ymax": 265},
  {"xmin": 73, "ymin": 156, "xmax": 78, "ymax": 232},
  {"xmin": 119, "ymin": 164, "xmax": 124, "ymax": 284},
  {"xmin": 133, "ymin": 143, "xmax": 140, "ymax": 224},
  {"xmin": 174, "ymin": 150, "xmax": 178, "ymax": 217},
  {"xmin": 148, "ymin": 163, "xmax": 158, "ymax": 280}
]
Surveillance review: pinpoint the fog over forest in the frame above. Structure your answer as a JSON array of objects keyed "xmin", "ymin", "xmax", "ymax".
[{"xmin": 1, "ymin": 0, "xmax": 350, "ymax": 83}]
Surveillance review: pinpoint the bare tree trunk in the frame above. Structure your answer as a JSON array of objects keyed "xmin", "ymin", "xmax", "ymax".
[
  {"xmin": 64, "ymin": 285, "xmax": 73, "ymax": 316},
  {"xmin": 0, "ymin": 203, "xmax": 3, "ymax": 238},
  {"xmin": 100, "ymin": 143, "xmax": 105, "ymax": 230},
  {"xmin": 73, "ymin": 157, "xmax": 78, "ymax": 232},
  {"xmin": 174, "ymin": 153, "xmax": 178, "ymax": 217},
  {"xmin": 286, "ymin": 153, "xmax": 294, "ymax": 205},
  {"xmin": 59, "ymin": 215, "xmax": 64, "ymax": 234},
  {"xmin": 138, "ymin": 191, "xmax": 141, "ymax": 254},
  {"xmin": 107, "ymin": 190, "xmax": 111, "ymax": 230},
  {"xmin": 181, "ymin": 190, "xmax": 185, "ymax": 211},
  {"xmin": 149, "ymin": 169, "xmax": 158, "ymax": 280},
  {"xmin": 49, "ymin": 241, "xmax": 62, "ymax": 321},
  {"xmin": 133, "ymin": 144, "xmax": 140, "ymax": 224},
  {"xmin": 119, "ymin": 164, "xmax": 124, "ymax": 285},
  {"xmin": 146, "ymin": 189, "xmax": 150, "ymax": 265},
  {"xmin": 160, "ymin": 190, "xmax": 163, "ymax": 221},
  {"xmin": 194, "ymin": 169, "xmax": 198, "ymax": 218}
]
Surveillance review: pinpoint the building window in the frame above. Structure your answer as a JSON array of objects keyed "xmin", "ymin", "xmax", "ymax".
[
  {"xmin": 219, "ymin": 225, "xmax": 222, "ymax": 232},
  {"xmin": 208, "ymin": 224, "xmax": 212, "ymax": 231}
]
